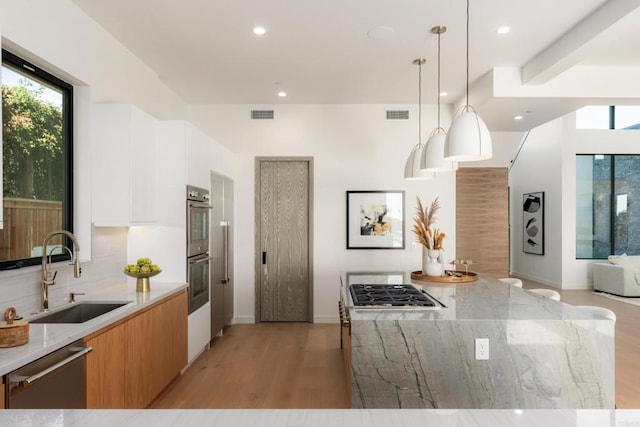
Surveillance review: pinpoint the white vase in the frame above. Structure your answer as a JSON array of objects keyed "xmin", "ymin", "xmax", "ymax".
[{"xmin": 422, "ymin": 248, "xmax": 444, "ymax": 277}]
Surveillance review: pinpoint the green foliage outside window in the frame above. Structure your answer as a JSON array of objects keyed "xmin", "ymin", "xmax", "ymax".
[{"xmin": 2, "ymin": 80, "xmax": 64, "ymax": 201}]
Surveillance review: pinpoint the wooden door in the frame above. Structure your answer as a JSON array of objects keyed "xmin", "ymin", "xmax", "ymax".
[
  {"xmin": 456, "ymin": 167, "xmax": 509, "ymax": 278},
  {"xmin": 256, "ymin": 159, "xmax": 313, "ymax": 322}
]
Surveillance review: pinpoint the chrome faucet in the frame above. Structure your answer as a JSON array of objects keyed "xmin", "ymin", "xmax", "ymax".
[{"xmin": 41, "ymin": 230, "xmax": 81, "ymax": 311}]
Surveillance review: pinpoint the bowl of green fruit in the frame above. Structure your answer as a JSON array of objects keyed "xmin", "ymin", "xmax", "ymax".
[{"xmin": 124, "ymin": 257, "xmax": 162, "ymax": 292}]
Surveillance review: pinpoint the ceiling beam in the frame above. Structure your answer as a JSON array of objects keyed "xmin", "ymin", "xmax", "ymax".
[{"xmin": 522, "ymin": 0, "xmax": 640, "ymax": 85}]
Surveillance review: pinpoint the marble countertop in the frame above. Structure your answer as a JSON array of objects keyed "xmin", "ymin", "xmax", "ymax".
[
  {"xmin": 0, "ymin": 281, "xmax": 187, "ymax": 376},
  {"xmin": 341, "ymin": 271, "xmax": 599, "ymax": 321},
  {"xmin": 0, "ymin": 408, "xmax": 631, "ymax": 427}
]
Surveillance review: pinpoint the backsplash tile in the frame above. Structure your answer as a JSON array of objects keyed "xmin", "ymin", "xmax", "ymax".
[{"xmin": 0, "ymin": 227, "xmax": 128, "ymax": 318}]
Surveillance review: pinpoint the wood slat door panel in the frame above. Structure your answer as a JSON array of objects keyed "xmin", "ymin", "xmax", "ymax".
[
  {"xmin": 456, "ymin": 167, "xmax": 509, "ymax": 278},
  {"xmin": 258, "ymin": 160, "xmax": 310, "ymax": 322}
]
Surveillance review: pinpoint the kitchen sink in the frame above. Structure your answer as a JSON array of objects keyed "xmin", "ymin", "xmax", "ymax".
[{"xmin": 30, "ymin": 302, "xmax": 131, "ymax": 324}]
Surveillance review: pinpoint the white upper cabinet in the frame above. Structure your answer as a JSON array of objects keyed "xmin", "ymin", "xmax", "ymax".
[
  {"xmin": 157, "ymin": 120, "xmax": 187, "ymax": 228},
  {"xmin": 186, "ymin": 123, "xmax": 213, "ymax": 189},
  {"xmin": 92, "ymin": 104, "xmax": 159, "ymax": 226}
]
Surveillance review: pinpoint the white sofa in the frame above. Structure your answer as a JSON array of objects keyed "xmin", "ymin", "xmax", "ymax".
[{"xmin": 593, "ymin": 254, "xmax": 640, "ymax": 297}]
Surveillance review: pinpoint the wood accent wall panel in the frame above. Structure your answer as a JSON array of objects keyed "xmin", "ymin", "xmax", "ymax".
[{"xmin": 456, "ymin": 167, "xmax": 509, "ymax": 279}]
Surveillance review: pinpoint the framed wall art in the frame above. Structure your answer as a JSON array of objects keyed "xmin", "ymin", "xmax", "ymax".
[
  {"xmin": 523, "ymin": 191, "xmax": 544, "ymax": 255},
  {"xmin": 346, "ymin": 190, "xmax": 405, "ymax": 249}
]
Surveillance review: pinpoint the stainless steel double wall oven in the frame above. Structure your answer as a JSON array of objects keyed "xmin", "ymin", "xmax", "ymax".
[{"xmin": 187, "ymin": 185, "xmax": 212, "ymax": 314}]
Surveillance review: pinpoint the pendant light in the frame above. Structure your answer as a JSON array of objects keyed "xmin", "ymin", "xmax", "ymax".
[
  {"xmin": 444, "ymin": 0, "xmax": 492, "ymax": 162},
  {"xmin": 421, "ymin": 26, "xmax": 455, "ymax": 172},
  {"xmin": 404, "ymin": 58, "xmax": 435, "ymax": 180}
]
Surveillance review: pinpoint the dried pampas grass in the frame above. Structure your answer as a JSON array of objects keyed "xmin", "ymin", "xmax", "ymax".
[{"xmin": 412, "ymin": 196, "xmax": 445, "ymax": 249}]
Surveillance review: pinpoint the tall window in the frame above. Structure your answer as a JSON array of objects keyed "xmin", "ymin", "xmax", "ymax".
[
  {"xmin": 576, "ymin": 154, "xmax": 640, "ymax": 258},
  {"xmin": 1, "ymin": 49, "xmax": 74, "ymax": 270},
  {"xmin": 576, "ymin": 105, "xmax": 640, "ymax": 129}
]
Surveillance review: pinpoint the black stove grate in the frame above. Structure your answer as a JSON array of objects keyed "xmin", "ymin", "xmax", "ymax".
[{"xmin": 349, "ymin": 284, "xmax": 437, "ymax": 307}]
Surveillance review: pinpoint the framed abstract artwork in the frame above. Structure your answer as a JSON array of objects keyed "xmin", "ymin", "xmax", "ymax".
[
  {"xmin": 346, "ymin": 191, "xmax": 405, "ymax": 249},
  {"xmin": 523, "ymin": 191, "xmax": 544, "ymax": 255}
]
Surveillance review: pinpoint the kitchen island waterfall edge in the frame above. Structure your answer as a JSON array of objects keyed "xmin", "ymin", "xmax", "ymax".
[{"xmin": 341, "ymin": 272, "xmax": 614, "ymax": 409}]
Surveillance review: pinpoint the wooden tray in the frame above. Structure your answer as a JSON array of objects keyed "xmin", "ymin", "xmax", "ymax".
[{"xmin": 411, "ymin": 270, "xmax": 478, "ymax": 283}]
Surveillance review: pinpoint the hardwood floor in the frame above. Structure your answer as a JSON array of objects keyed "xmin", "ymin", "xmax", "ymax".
[
  {"xmin": 151, "ymin": 322, "xmax": 350, "ymax": 409},
  {"xmin": 153, "ymin": 282, "xmax": 640, "ymax": 409}
]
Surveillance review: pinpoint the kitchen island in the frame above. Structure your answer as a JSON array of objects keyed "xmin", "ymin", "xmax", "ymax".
[{"xmin": 341, "ymin": 272, "xmax": 614, "ymax": 409}]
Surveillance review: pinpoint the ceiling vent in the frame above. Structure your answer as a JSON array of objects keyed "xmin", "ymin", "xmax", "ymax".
[
  {"xmin": 251, "ymin": 110, "xmax": 274, "ymax": 120},
  {"xmin": 386, "ymin": 110, "xmax": 409, "ymax": 120}
]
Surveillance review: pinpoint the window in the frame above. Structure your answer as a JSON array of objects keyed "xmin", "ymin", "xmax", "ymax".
[
  {"xmin": 576, "ymin": 154, "xmax": 640, "ymax": 258},
  {"xmin": 576, "ymin": 105, "xmax": 640, "ymax": 129},
  {"xmin": 1, "ymin": 49, "xmax": 74, "ymax": 270}
]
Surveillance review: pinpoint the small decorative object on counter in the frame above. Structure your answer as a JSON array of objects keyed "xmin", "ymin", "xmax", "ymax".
[
  {"xmin": 423, "ymin": 249, "xmax": 443, "ymax": 277},
  {"xmin": 124, "ymin": 257, "xmax": 162, "ymax": 292},
  {"xmin": 413, "ymin": 196, "xmax": 446, "ymax": 276},
  {"xmin": 0, "ymin": 307, "xmax": 29, "ymax": 347},
  {"xmin": 461, "ymin": 259, "xmax": 473, "ymax": 275}
]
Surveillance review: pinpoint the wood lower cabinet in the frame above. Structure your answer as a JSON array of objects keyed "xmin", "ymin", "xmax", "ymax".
[
  {"xmin": 85, "ymin": 321, "xmax": 127, "ymax": 408},
  {"xmin": 85, "ymin": 290, "xmax": 187, "ymax": 408}
]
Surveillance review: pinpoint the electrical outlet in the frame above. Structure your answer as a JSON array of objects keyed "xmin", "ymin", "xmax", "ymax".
[{"xmin": 475, "ymin": 338, "xmax": 489, "ymax": 360}]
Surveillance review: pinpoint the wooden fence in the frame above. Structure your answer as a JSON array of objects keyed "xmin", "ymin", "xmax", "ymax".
[{"xmin": 0, "ymin": 198, "xmax": 63, "ymax": 260}]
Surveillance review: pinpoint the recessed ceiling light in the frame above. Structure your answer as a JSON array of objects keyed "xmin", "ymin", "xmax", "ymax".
[
  {"xmin": 439, "ymin": 91, "xmax": 448, "ymax": 97},
  {"xmin": 253, "ymin": 26, "xmax": 266, "ymax": 36},
  {"xmin": 366, "ymin": 26, "xmax": 395, "ymax": 39},
  {"xmin": 277, "ymin": 91, "xmax": 287, "ymax": 97},
  {"xmin": 514, "ymin": 115, "xmax": 523, "ymax": 120},
  {"xmin": 497, "ymin": 26, "xmax": 510, "ymax": 35}
]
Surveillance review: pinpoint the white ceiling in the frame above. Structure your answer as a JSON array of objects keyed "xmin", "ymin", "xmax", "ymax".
[{"xmin": 72, "ymin": 0, "xmax": 640, "ymax": 131}]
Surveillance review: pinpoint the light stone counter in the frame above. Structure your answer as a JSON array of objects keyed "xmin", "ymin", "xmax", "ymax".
[
  {"xmin": 0, "ymin": 281, "xmax": 187, "ymax": 376},
  {"xmin": 341, "ymin": 272, "xmax": 615, "ymax": 409},
  {"xmin": 0, "ymin": 409, "xmax": 634, "ymax": 427}
]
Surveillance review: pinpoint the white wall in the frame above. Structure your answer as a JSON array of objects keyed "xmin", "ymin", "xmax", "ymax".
[
  {"xmin": 509, "ymin": 119, "xmax": 564, "ymax": 287},
  {"xmin": 190, "ymin": 104, "xmax": 460, "ymax": 323}
]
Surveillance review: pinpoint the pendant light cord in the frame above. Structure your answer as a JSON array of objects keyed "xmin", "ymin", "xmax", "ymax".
[
  {"xmin": 437, "ymin": 30, "xmax": 441, "ymax": 130},
  {"xmin": 466, "ymin": 0, "xmax": 470, "ymax": 106},
  {"xmin": 418, "ymin": 60, "xmax": 422, "ymax": 145}
]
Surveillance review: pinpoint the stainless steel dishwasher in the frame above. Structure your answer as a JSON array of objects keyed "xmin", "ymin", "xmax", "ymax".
[{"xmin": 6, "ymin": 339, "xmax": 92, "ymax": 408}]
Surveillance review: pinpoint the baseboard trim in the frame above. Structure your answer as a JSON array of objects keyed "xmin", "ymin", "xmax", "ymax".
[
  {"xmin": 313, "ymin": 315, "xmax": 339, "ymax": 324},
  {"xmin": 232, "ymin": 315, "xmax": 339, "ymax": 324},
  {"xmin": 231, "ymin": 315, "xmax": 255, "ymax": 324},
  {"xmin": 511, "ymin": 272, "xmax": 591, "ymax": 290}
]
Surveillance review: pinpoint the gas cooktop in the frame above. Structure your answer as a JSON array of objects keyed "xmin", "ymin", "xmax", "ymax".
[{"xmin": 349, "ymin": 284, "xmax": 442, "ymax": 308}]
